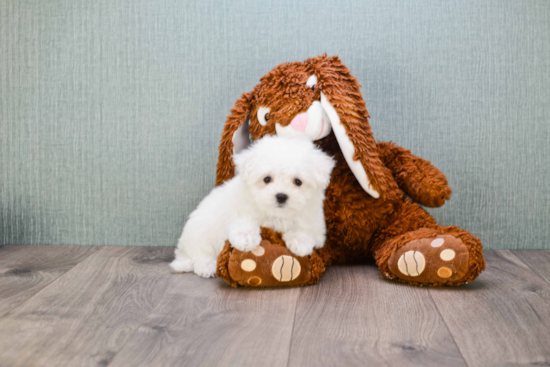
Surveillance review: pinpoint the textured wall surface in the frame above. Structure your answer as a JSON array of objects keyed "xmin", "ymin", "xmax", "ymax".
[{"xmin": 1, "ymin": 0, "xmax": 549, "ymax": 249}]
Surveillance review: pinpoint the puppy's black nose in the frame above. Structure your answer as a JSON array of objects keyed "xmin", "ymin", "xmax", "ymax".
[{"xmin": 276, "ymin": 193, "xmax": 288, "ymax": 204}]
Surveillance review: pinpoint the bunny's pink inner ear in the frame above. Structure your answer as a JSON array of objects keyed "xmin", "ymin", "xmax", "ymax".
[
  {"xmin": 232, "ymin": 118, "xmax": 251, "ymax": 155},
  {"xmin": 321, "ymin": 92, "xmax": 380, "ymax": 199}
]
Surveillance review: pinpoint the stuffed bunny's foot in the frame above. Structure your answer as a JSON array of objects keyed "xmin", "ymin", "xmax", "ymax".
[
  {"xmin": 384, "ymin": 234, "xmax": 473, "ymax": 286},
  {"xmin": 217, "ymin": 228, "xmax": 326, "ymax": 287}
]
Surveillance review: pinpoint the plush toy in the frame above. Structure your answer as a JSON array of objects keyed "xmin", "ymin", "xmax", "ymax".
[{"xmin": 215, "ymin": 55, "xmax": 485, "ymax": 287}]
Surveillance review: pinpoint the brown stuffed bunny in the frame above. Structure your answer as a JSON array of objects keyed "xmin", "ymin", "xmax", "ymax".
[{"xmin": 215, "ymin": 55, "xmax": 485, "ymax": 287}]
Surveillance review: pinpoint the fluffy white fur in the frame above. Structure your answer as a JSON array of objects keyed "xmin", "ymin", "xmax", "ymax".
[{"xmin": 170, "ymin": 136, "xmax": 335, "ymax": 278}]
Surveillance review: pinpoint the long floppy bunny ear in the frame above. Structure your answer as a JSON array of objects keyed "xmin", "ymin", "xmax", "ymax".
[
  {"xmin": 216, "ymin": 92, "xmax": 253, "ymax": 186},
  {"xmin": 319, "ymin": 57, "xmax": 394, "ymax": 199}
]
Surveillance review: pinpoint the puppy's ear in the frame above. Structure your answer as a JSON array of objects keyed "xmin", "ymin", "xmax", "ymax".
[
  {"xmin": 232, "ymin": 148, "xmax": 254, "ymax": 183},
  {"xmin": 319, "ymin": 56, "xmax": 393, "ymax": 199},
  {"xmin": 311, "ymin": 149, "xmax": 336, "ymax": 190},
  {"xmin": 216, "ymin": 92, "xmax": 253, "ymax": 186}
]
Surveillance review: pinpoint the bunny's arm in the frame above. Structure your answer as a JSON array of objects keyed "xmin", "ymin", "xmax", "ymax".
[{"xmin": 377, "ymin": 142, "xmax": 452, "ymax": 207}]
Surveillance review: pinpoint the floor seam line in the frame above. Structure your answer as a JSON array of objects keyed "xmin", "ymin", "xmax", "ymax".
[
  {"xmin": 285, "ymin": 288, "xmax": 301, "ymax": 367},
  {"xmin": 0, "ymin": 245, "xmax": 101, "ymax": 320},
  {"xmin": 506, "ymin": 250, "xmax": 550, "ymax": 287},
  {"xmin": 427, "ymin": 288, "xmax": 471, "ymax": 367},
  {"xmin": 105, "ymin": 274, "xmax": 179, "ymax": 366}
]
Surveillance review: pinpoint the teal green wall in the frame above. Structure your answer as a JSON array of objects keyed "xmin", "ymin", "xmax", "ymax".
[{"xmin": 1, "ymin": 0, "xmax": 549, "ymax": 249}]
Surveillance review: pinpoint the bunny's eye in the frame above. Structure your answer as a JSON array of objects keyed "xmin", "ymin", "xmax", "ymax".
[
  {"xmin": 306, "ymin": 75, "xmax": 317, "ymax": 91},
  {"xmin": 257, "ymin": 107, "xmax": 271, "ymax": 126}
]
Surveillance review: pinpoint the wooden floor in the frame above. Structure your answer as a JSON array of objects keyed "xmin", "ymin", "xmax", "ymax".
[{"xmin": 0, "ymin": 246, "xmax": 549, "ymax": 367}]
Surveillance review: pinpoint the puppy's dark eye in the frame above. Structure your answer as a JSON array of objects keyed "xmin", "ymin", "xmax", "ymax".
[
  {"xmin": 311, "ymin": 85, "xmax": 315, "ymax": 92},
  {"xmin": 294, "ymin": 178, "xmax": 302, "ymax": 186},
  {"xmin": 265, "ymin": 113, "xmax": 270, "ymax": 121},
  {"xmin": 264, "ymin": 176, "xmax": 272, "ymax": 184}
]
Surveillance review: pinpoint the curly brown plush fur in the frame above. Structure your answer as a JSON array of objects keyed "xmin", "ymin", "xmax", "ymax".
[{"xmin": 216, "ymin": 55, "xmax": 485, "ymax": 287}]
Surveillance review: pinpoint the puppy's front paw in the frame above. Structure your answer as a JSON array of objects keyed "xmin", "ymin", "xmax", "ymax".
[
  {"xmin": 193, "ymin": 257, "xmax": 217, "ymax": 278},
  {"xmin": 314, "ymin": 235, "xmax": 326, "ymax": 249},
  {"xmin": 283, "ymin": 232, "xmax": 316, "ymax": 257},
  {"xmin": 229, "ymin": 231, "xmax": 262, "ymax": 252}
]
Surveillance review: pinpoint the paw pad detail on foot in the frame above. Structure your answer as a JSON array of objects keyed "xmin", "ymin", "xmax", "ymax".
[
  {"xmin": 437, "ymin": 266, "xmax": 453, "ymax": 278},
  {"xmin": 272, "ymin": 255, "xmax": 301, "ymax": 282},
  {"xmin": 248, "ymin": 276, "xmax": 262, "ymax": 286},
  {"xmin": 388, "ymin": 235, "xmax": 470, "ymax": 286},
  {"xmin": 440, "ymin": 249, "xmax": 456, "ymax": 261},
  {"xmin": 397, "ymin": 251, "xmax": 425, "ymax": 277},
  {"xmin": 241, "ymin": 259, "xmax": 256, "ymax": 272},
  {"xmin": 226, "ymin": 239, "xmax": 312, "ymax": 287},
  {"xmin": 251, "ymin": 246, "xmax": 265, "ymax": 256}
]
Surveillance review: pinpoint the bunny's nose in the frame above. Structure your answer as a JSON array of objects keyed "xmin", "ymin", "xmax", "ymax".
[
  {"xmin": 276, "ymin": 193, "xmax": 288, "ymax": 204},
  {"xmin": 289, "ymin": 113, "xmax": 308, "ymax": 132}
]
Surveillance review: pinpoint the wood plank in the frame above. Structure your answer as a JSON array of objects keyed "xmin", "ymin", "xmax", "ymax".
[
  {"xmin": 287, "ymin": 266, "xmax": 466, "ymax": 367},
  {"xmin": 109, "ymin": 275, "xmax": 300, "ymax": 367},
  {"xmin": 0, "ymin": 246, "xmax": 176, "ymax": 366},
  {"xmin": 429, "ymin": 250, "xmax": 550, "ymax": 367},
  {"xmin": 0, "ymin": 245, "xmax": 98, "ymax": 318},
  {"xmin": 513, "ymin": 250, "xmax": 550, "ymax": 285}
]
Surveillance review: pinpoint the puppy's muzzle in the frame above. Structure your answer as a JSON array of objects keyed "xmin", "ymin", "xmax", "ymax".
[{"xmin": 276, "ymin": 193, "xmax": 288, "ymax": 205}]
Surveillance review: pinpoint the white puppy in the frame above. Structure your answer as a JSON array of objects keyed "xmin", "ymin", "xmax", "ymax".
[{"xmin": 170, "ymin": 136, "xmax": 335, "ymax": 278}]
